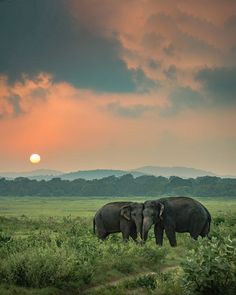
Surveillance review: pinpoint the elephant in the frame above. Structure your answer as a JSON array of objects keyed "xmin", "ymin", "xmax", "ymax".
[
  {"xmin": 142, "ymin": 197, "xmax": 211, "ymax": 247},
  {"xmin": 93, "ymin": 201, "xmax": 144, "ymax": 242}
]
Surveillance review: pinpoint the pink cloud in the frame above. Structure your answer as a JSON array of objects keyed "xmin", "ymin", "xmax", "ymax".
[
  {"xmin": 69, "ymin": 0, "xmax": 236, "ymax": 89},
  {"xmin": 0, "ymin": 73, "xmax": 52, "ymax": 118}
]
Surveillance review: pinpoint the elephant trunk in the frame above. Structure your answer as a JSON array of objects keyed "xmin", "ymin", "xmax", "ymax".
[
  {"xmin": 142, "ymin": 218, "xmax": 153, "ymax": 242},
  {"xmin": 134, "ymin": 218, "xmax": 143, "ymax": 241}
]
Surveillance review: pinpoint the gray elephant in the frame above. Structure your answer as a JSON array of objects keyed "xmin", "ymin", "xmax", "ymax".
[
  {"xmin": 93, "ymin": 201, "xmax": 143, "ymax": 242},
  {"xmin": 142, "ymin": 197, "xmax": 211, "ymax": 247}
]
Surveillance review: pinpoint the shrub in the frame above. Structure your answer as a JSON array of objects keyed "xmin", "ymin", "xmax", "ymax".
[
  {"xmin": 0, "ymin": 245, "xmax": 79, "ymax": 288},
  {"xmin": 123, "ymin": 273, "xmax": 157, "ymax": 290},
  {"xmin": 181, "ymin": 236, "xmax": 236, "ymax": 294},
  {"xmin": 136, "ymin": 243, "xmax": 167, "ymax": 265},
  {"xmin": 115, "ymin": 257, "xmax": 135, "ymax": 274},
  {"xmin": 135, "ymin": 273, "xmax": 157, "ymax": 290},
  {"xmin": 0, "ymin": 216, "xmax": 167, "ymax": 291},
  {"xmin": 156, "ymin": 269, "xmax": 183, "ymax": 295},
  {"xmin": 0, "ymin": 232, "xmax": 11, "ymax": 246},
  {"xmin": 213, "ymin": 215, "xmax": 225, "ymax": 225}
]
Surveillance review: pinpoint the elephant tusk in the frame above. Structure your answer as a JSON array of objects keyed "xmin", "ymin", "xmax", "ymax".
[{"xmin": 137, "ymin": 232, "xmax": 142, "ymax": 241}]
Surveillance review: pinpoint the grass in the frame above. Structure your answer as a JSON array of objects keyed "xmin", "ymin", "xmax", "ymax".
[
  {"xmin": 1, "ymin": 196, "xmax": 236, "ymax": 217},
  {"xmin": 0, "ymin": 196, "xmax": 236, "ymax": 294}
]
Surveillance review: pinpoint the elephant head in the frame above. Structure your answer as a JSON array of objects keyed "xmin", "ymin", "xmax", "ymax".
[
  {"xmin": 142, "ymin": 201, "xmax": 164, "ymax": 241},
  {"xmin": 120, "ymin": 202, "xmax": 144, "ymax": 239}
]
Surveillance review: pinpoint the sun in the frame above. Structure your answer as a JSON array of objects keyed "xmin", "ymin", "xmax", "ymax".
[{"xmin": 30, "ymin": 154, "xmax": 41, "ymax": 164}]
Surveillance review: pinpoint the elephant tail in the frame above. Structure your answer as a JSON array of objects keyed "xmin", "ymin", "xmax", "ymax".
[
  {"xmin": 93, "ymin": 217, "xmax": 96, "ymax": 234},
  {"xmin": 208, "ymin": 213, "xmax": 211, "ymax": 236},
  {"xmin": 205, "ymin": 207, "xmax": 211, "ymax": 233}
]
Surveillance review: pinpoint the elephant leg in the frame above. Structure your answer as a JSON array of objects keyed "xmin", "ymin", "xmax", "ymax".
[
  {"xmin": 129, "ymin": 224, "xmax": 138, "ymax": 242},
  {"xmin": 95, "ymin": 214, "xmax": 108, "ymax": 240},
  {"xmin": 165, "ymin": 227, "xmax": 177, "ymax": 247},
  {"xmin": 99, "ymin": 232, "xmax": 109, "ymax": 240},
  {"xmin": 154, "ymin": 224, "xmax": 164, "ymax": 246},
  {"xmin": 200, "ymin": 221, "xmax": 210, "ymax": 238},
  {"xmin": 120, "ymin": 221, "xmax": 131, "ymax": 242},
  {"xmin": 130, "ymin": 230, "xmax": 138, "ymax": 242},
  {"xmin": 122, "ymin": 230, "xmax": 130, "ymax": 242},
  {"xmin": 190, "ymin": 220, "xmax": 205, "ymax": 240}
]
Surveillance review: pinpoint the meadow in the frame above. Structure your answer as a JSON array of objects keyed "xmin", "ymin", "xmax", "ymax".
[{"xmin": 0, "ymin": 196, "xmax": 236, "ymax": 294}]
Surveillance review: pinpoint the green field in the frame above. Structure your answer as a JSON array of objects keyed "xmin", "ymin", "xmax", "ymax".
[
  {"xmin": 1, "ymin": 196, "xmax": 236, "ymax": 217},
  {"xmin": 0, "ymin": 196, "xmax": 236, "ymax": 295}
]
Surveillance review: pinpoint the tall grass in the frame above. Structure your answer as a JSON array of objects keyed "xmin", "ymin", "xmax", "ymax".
[{"xmin": 0, "ymin": 216, "xmax": 166, "ymax": 292}]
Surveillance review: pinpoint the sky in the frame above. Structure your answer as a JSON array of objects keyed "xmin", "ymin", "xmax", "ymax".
[{"xmin": 0, "ymin": 0, "xmax": 236, "ymax": 175}]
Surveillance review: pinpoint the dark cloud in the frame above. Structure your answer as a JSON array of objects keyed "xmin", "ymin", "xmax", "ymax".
[
  {"xmin": 147, "ymin": 59, "xmax": 160, "ymax": 70},
  {"xmin": 106, "ymin": 102, "xmax": 152, "ymax": 118},
  {"xmin": 160, "ymin": 67, "xmax": 236, "ymax": 116},
  {"xmin": 195, "ymin": 67, "xmax": 236, "ymax": 105},
  {"xmin": 0, "ymin": 94, "xmax": 22, "ymax": 119},
  {"xmin": 7, "ymin": 95, "xmax": 22, "ymax": 115},
  {"xmin": 160, "ymin": 87, "xmax": 205, "ymax": 116},
  {"xmin": 0, "ymin": 0, "xmax": 137, "ymax": 93},
  {"xmin": 163, "ymin": 44, "xmax": 175, "ymax": 56},
  {"xmin": 132, "ymin": 69, "xmax": 158, "ymax": 92},
  {"xmin": 164, "ymin": 65, "xmax": 177, "ymax": 80},
  {"xmin": 0, "ymin": 73, "xmax": 52, "ymax": 119}
]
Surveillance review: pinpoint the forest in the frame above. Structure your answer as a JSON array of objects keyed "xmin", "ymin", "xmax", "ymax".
[{"xmin": 0, "ymin": 174, "xmax": 235, "ymax": 197}]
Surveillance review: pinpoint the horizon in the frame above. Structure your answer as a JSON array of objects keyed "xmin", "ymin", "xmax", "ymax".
[
  {"xmin": 1, "ymin": 0, "xmax": 236, "ymax": 175},
  {"xmin": 0, "ymin": 165, "xmax": 235, "ymax": 178}
]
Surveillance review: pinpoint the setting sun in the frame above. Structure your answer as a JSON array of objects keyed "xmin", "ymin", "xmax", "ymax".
[{"xmin": 30, "ymin": 154, "xmax": 41, "ymax": 164}]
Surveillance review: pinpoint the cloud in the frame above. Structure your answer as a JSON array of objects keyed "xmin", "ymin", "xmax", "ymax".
[
  {"xmin": 106, "ymin": 102, "xmax": 153, "ymax": 118},
  {"xmin": 69, "ymin": 0, "xmax": 236, "ymax": 90},
  {"xmin": 0, "ymin": 73, "xmax": 236, "ymax": 174},
  {"xmin": 0, "ymin": 74, "xmax": 52, "ymax": 118},
  {"xmin": 195, "ymin": 67, "xmax": 236, "ymax": 105},
  {"xmin": 0, "ymin": 0, "xmax": 138, "ymax": 93},
  {"xmin": 160, "ymin": 87, "xmax": 205, "ymax": 116}
]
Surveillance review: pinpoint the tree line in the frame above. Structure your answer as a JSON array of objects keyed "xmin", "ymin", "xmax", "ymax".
[{"xmin": 0, "ymin": 174, "xmax": 235, "ymax": 197}]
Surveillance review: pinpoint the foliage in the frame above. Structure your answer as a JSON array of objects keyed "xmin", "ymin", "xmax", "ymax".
[
  {"xmin": 0, "ymin": 246, "xmax": 78, "ymax": 288},
  {"xmin": 0, "ymin": 174, "xmax": 236, "ymax": 197},
  {"xmin": 123, "ymin": 273, "xmax": 157, "ymax": 290},
  {"xmin": 156, "ymin": 269, "xmax": 183, "ymax": 295},
  {"xmin": 0, "ymin": 197, "xmax": 236, "ymax": 294},
  {"xmin": 181, "ymin": 236, "xmax": 236, "ymax": 294},
  {"xmin": 0, "ymin": 216, "xmax": 166, "ymax": 292}
]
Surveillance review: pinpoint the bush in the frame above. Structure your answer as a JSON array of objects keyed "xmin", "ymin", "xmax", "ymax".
[
  {"xmin": 0, "ymin": 216, "xmax": 167, "ymax": 292},
  {"xmin": 135, "ymin": 273, "xmax": 157, "ymax": 290},
  {"xmin": 0, "ymin": 232, "xmax": 11, "ymax": 246},
  {"xmin": 156, "ymin": 269, "xmax": 183, "ymax": 295},
  {"xmin": 123, "ymin": 273, "xmax": 157, "ymax": 290},
  {"xmin": 181, "ymin": 236, "xmax": 236, "ymax": 294},
  {"xmin": 0, "ymin": 245, "xmax": 79, "ymax": 288}
]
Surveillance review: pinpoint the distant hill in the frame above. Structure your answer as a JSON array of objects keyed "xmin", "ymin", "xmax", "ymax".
[
  {"xmin": 0, "ymin": 169, "xmax": 144, "ymax": 181},
  {"xmin": 133, "ymin": 166, "xmax": 217, "ymax": 178},
  {"xmin": 0, "ymin": 166, "xmax": 234, "ymax": 181},
  {"xmin": 60, "ymin": 169, "xmax": 144, "ymax": 180},
  {"xmin": 0, "ymin": 169, "xmax": 63, "ymax": 180}
]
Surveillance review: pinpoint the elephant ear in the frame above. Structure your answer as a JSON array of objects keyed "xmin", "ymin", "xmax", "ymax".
[{"xmin": 120, "ymin": 205, "xmax": 131, "ymax": 220}]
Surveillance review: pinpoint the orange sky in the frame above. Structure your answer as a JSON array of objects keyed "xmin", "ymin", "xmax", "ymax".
[{"xmin": 0, "ymin": 0, "xmax": 236, "ymax": 175}]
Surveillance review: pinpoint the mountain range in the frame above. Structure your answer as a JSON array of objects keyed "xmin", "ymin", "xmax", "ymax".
[{"xmin": 0, "ymin": 166, "xmax": 235, "ymax": 180}]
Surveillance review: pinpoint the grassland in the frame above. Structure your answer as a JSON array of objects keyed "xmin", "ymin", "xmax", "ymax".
[
  {"xmin": 1, "ymin": 196, "xmax": 236, "ymax": 217},
  {"xmin": 0, "ymin": 196, "xmax": 236, "ymax": 294}
]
